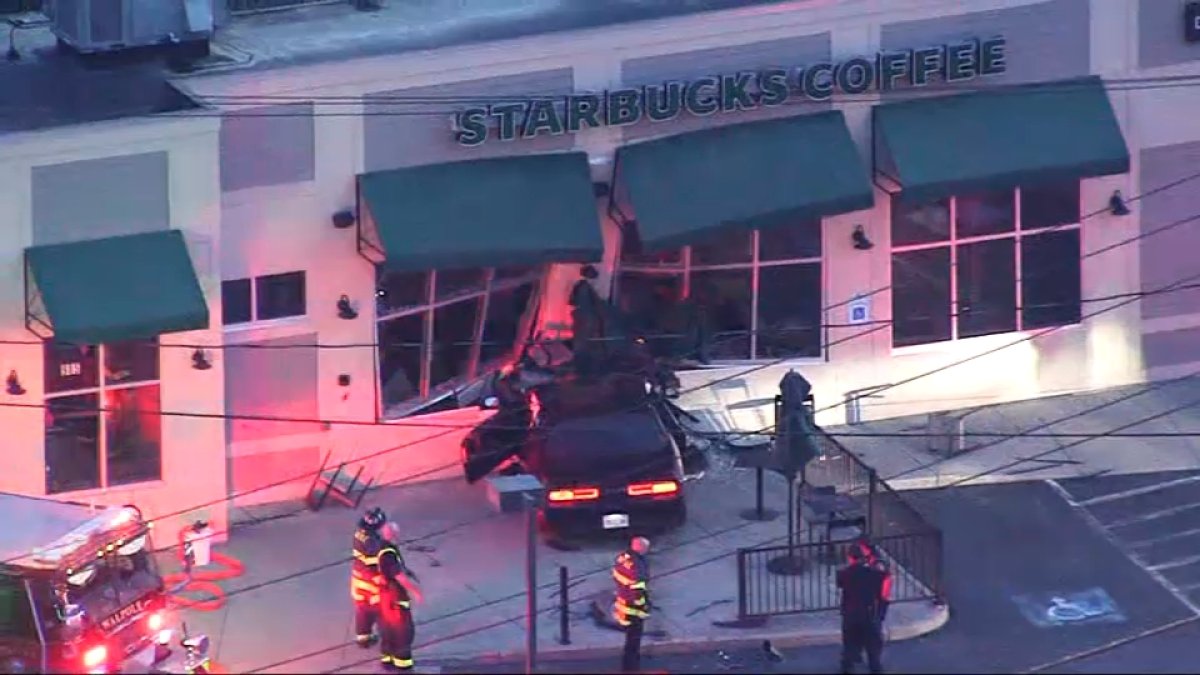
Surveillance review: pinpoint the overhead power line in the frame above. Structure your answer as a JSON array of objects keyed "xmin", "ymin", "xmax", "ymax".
[
  {"xmin": 881, "ymin": 371, "xmax": 1200, "ymax": 483},
  {"xmin": 5, "ymin": 168, "xmax": 1195, "ymax": 665},
  {"xmin": 102, "ymin": 286, "xmax": 1200, "ymax": 671},
  {"xmin": 154, "ymin": 72, "xmax": 1200, "ymax": 118},
  {"xmin": 933, "ymin": 368, "xmax": 1200, "ymax": 489},
  {"xmin": 271, "ymin": 377, "xmax": 1200, "ymax": 675},
  {"xmin": 163, "ymin": 282, "xmax": 1200, "ymax": 672},
  {"xmin": 6, "ymin": 165, "xmax": 1193, "ymax": 549},
  {"xmin": 696, "ymin": 198, "xmax": 1200, "ymax": 446},
  {"xmin": 4, "ymin": 168, "xmax": 1194, "ymax": 568},
  {"xmin": 9, "ymin": 282, "xmax": 1198, "ymax": 354},
  {"xmin": 24, "ymin": 162, "xmax": 1199, "ymax": 447}
]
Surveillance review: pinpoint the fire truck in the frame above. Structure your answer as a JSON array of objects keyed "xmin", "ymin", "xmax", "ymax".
[{"xmin": 0, "ymin": 493, "xmax": 207, "ymax": 673}]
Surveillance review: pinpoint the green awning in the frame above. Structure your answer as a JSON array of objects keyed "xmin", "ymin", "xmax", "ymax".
[
  {"xmin": 26, "ymin": 230, "xmax": 209, "ymax": 345},
  {"xmin": 359, "ymin": 152, "xmax": 603, "ymax": 272},
  {"xmin": 874, "ymin": 76, "xmax": 1130, "ymax": 204},
  {"xmin": 614, "ymin": 111, "xmax": 874, "ymax": 250}
]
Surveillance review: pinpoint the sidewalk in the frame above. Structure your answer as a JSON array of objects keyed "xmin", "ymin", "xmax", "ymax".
[
  {"xmin": 170, "ymin": 469, "xmax": 947, "ymax": 674},
  {"xmin": 830, "ymin": 380, "xmax": 1200, "ymax": 490}
]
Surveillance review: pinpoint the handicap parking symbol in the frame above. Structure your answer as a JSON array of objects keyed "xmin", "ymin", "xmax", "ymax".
[
  {"xmin": 1012, "ymin": 587, "xmax": 1126, "ymax": 628},
  {"xmin": 848, "ymin": 295, "xmax": 870, "ymax": 325}
]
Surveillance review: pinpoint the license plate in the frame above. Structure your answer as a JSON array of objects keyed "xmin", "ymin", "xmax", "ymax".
[{"xmin": 602, "ymin": 513, "xmax": 630, "ymax": 529}]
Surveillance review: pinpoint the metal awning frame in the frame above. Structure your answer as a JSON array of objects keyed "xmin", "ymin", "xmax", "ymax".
[
  {"xmin": 23, "ymin": 250, "xmax": 54, "ymax": 341},
  {"xmin": 354, "ymin": 178, "xmax": 387, "ymax": 267},
  {"xmin": 869, "ymin": 105, "xmax": 904, "ymax": 197}
]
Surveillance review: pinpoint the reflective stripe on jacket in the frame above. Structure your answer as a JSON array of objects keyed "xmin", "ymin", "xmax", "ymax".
[
  {"xmin": 378, "ymin": 545, "xmax": 414, "ymax": 607},
  {"xmin": 351, "ymin": 528, "xmax": 386, "ymax": 604},
  {"xmin": 612, "ymin": 550, "xmax": 649, "ymax": 625}
]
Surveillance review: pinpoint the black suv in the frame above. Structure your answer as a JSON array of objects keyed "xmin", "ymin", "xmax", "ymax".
[{"xmin": 462, "ymin": 369, "xmax": 688, "ymax": 537}]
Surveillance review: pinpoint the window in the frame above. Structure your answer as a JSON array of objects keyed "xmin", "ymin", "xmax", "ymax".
[
  {"xmin": 221, "ymin": 271, "xmax": 306, "ymax": 325},
  {"xmin": 44, "ymin": 340, "xmax": 161, "ymax": 494},
  {"xmin": 480, "ymin": 282, "xmax": 535, "ymax": 366},
  {"xmin": 256, "ymin": 271, "xmax": 307, "ymax": 320},
  {"xmin": 890, "ymin": 182, "xmax": 1082, "ymax": 348},
  {"xmin": 376, "ymin": 267, "xmax": 540, "ymax": 416},
  {"xmin": 615, "ymin": 222, "xmax": 823, "ymax": 361},
  {"xmin": 222, "ymin": 278, "xmax": 252, "ymax": 325}
]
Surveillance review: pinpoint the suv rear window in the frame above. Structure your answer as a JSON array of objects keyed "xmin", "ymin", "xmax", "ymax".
[{"xmin": 542, "ymin": 412, "xmax": 672, "ymax": 482}]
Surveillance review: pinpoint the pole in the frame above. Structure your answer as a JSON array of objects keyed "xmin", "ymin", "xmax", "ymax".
[
  {"xmin": 558, "ymin": 566, "xmax": 570, "ymax": 645},
  {"xmin": 867, "ymin": 469, "xmax": 878, "ymax": 537},
  {"xmin": 525, "ymin": 495, "xmax": 538, "ymax": 675},
  {"xmin": 755, "ymin": 467, "xmax": 765, "ymax": 519},
  {"xmin": 786, "ymin": 476, "xmax": 795, "ymax": 554}
]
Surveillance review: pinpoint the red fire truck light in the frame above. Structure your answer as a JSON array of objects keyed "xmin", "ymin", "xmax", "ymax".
[{"xmin": 83, "ymin": 644, "xmax": 108, "ymax": 669}]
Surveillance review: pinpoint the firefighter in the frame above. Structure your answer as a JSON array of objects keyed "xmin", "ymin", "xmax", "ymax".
[
  {"xmin": 836, "ymin": 540, "xmax": 892, "ymax": 674},
  {"xmin": 857, "ymin": 539, "xmax": 892, "ymax": 623},
  {"xmin": 377, "ymin": 521, "xmax": 425, "ymax": 672},
  {"xmin": 612, "ymin": 536, "xmax": 651, "ymax": 673},
  {"xmin": 351, "ymin": 507, "xmax": 388, "ymax": 648}
]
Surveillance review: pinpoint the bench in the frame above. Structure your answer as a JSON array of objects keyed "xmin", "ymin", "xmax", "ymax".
[
  {"xmin": 484, "ymin": 474, "xmax": 545, "ymax": 513},
  {"xmin": 307, "ymin": 450, "xmax": 374, "ymax": 512}
]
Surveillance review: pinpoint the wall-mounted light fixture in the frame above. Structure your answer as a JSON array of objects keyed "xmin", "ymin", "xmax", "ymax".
[
  {"xmin": 332, "ymin": 209, "xmax": 356, "ymax": 230},
  {"xmin": 191, "ymin": 349, "xmax": 212, "ymax": 371},
  {"xmin": 6, "ymin": 370, "xmax": 25, "ymax": 396},
  {"xmin": 851, "ymin": 225, "xmax": 874, "ymax": 251},
  {"xmin": 337, "ymin": 295, "xmax": 359, "ymax": 320},
  {"xmin": 337, "ymin": 374, "xmax": 352, "ymax": 387},
  {"xmin": 1109, "ymin": 190, "xmax": 1131, "ymax": 217}
]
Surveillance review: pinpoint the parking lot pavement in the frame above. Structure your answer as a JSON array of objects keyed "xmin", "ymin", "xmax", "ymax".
[
  {"xmin": 863, "ymin": 480, "xmax": 1193, "ymax": 673},
  {"xmin": 1042, "ymin": 616, "xmax": 1200, "ymax": 674},
  {"xmin": 175, "ymin": 469, "xmax": 943, "ymax": 674},
  {"xmin": 1053, "ymin": 470, "xmax": 1200, "ymax": 613},
  {"xmin": 446, "ymin": 478, "xmax": 1200, "ymax": 674}
]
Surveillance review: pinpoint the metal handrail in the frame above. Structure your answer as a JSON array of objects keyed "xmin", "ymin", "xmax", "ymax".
[{"xmin": 842, "ymin": 384, "xmax": 891, "ymax": 426}]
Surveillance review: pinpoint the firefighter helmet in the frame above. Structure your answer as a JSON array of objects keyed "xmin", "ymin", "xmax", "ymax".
[{"xmin": 360, "ymin": 507, "xmax": 386, "ymax": 531}]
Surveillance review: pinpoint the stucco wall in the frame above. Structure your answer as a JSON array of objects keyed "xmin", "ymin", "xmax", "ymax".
[
  {"xmin": 156, "ymin": 0, "xmax": 1198, "ymax": 500},
  {"xmin": 0, "ymin": 115, "xmax": 229, "ymax": 539}
]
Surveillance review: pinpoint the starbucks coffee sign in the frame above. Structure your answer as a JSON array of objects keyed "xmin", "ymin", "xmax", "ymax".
[{"xmin": 453, "ymin": 36, "xmax": 1007, "ymax": 147}]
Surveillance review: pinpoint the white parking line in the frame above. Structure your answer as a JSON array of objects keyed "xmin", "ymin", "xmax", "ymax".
[
  {"xmin": 1107, "ymin": 502, "xmax": 1200, "ymax": 530},
  {"xmin": 1045, "ymin": 479, "xmax": 1200, "ymax": 615},
  {"xmin": 1077, "ymin": 473, "xmax": 1200, "ymax": 508},
  {"xmin": 1127, "ymin": 526, "xmax": 1200, "ymax": 550},
  {"xmin": 1149, "ymin": 553, "xmax": 1200, "ymax": 572}
]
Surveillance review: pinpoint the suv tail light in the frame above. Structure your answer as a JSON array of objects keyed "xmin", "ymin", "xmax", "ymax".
[
  {"xmin": 627, "ymin": 480, "xmax": 679, "ymax": 497},
  {"xmin": 547, "ymin": 487, "xmax": 600, "ymax": 503}
]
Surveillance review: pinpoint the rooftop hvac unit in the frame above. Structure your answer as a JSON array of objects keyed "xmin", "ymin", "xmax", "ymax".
[{"xmin": 43, "ymin": 0, "xmax": 214, "ymax": 55}]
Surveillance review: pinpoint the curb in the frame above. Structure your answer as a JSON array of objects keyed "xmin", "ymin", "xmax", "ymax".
[
  {"xmin": 444, "ymin": 602, "xmax": 950, "ymax": 666},
  {"xmin": 888, "ymin": 472, "xmax": 1060, "ymax": 491}
]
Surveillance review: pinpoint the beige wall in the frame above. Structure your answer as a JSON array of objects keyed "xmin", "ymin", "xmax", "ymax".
[
  {"xmin": 9, "ymin": 0, "xmax": 1191, "ymax": 539},
  {"xmin": 0, "ymin": 114, "xmax": 230, "ymax": 539},
  {"xmin": 151, "ymin": 0, "xmax": 1189, "ymax": 504}
]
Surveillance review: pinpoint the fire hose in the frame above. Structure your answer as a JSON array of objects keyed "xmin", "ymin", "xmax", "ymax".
[{"xmin": 162, "ymin": 524, "xmax": 245, "ymax": 612}]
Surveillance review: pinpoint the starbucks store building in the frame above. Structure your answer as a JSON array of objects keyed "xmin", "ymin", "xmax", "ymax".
[
  {"xmin": 171, "ymin": 0, "xmax": 1195, "ymax": 509},
  {"xmin": 356, "ymin": 29, "xmax": 1131, "ymax": 426}
]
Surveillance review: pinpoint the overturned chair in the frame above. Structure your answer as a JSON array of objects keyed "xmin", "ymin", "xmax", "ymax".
[{"xmin": 307, "ymin": 450, "xmax": 374, "ymax": 512}]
